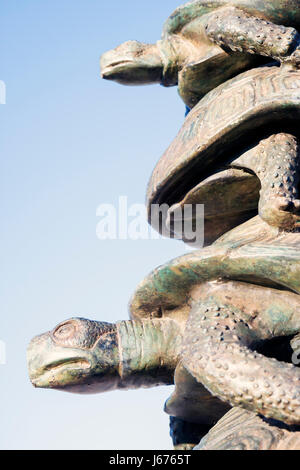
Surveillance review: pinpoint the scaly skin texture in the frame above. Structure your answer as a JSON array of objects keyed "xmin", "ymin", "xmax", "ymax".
[
  {"xmin": 232, "ymin": 133, "xmax": 300, "ymax": 230},
  {"xmin": 183, "ymin": 294, "xmax": 300, "ymax": 425},
  {"xmin": 205, "ymin": 6, "xmax": 300, "ymax": 62}
]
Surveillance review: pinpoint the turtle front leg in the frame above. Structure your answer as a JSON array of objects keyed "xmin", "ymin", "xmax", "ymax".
[
  {"xmin": 204, "ymin": 7, "xmax": 300, "ymax": 69},
  {"xmin": 233, "ymin": 133, "xmax": 300, "ymax": 230},
  {"xmin": 182, "ymin": 281, "xmax": 300, "ymax": 426}
]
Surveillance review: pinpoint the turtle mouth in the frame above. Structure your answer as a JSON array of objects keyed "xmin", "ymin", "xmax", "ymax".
[
  {"xmin": 43, "ymin": 357, "xmax": 91, "ymax": 372},
  {"xmin": 30, "ymin": 358, "xmax": 91, "ymax": 388},
  {"xmin": 101, "ymin": 60, "xmax": 135, "ymax": 77}
]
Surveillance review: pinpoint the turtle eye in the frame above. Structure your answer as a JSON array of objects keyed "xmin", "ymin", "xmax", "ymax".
[
  {"xmin": 50, "ymin": 318, "xmax": 116, "ymax": 349},
  {"xmin": 52, "ymin": 320, "xmax": 77, "ymax": 345}
]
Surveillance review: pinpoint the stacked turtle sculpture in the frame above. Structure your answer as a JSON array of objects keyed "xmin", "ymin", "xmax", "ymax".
[{"xmin": 28, "ymin": 1, "xmax": 300, "ymax": 450}]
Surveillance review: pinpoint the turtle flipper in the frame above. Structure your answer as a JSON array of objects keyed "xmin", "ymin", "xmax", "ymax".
[
  {"xmin": 178, "ymin": 48, "xmax": 262, "ymax": 108},
  {"xmin": 182, "ymin": 281, "xmax": 300, "ymax": 426},
  {"xmin": 204, "ymin": 7, "xmax": 300, "ymax": 69},
  {"xmin": 232, "ymin": 133, "xmax": 300, "ymax": 230}
]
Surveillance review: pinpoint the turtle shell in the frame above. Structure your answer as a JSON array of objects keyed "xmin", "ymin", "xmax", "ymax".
[
  {"xmin": 146, "ymin": 66, "xmax": 300, "ymax": 245},
  {"xmin": 129, "ymin": 215, "xmax": 300, "ymax": 321}
]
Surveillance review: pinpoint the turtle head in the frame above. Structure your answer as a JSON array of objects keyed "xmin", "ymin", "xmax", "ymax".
[
  {"xmin": 101, "ymin": 40, "xmax": 163, "ymax": 85},
  {"xmin": 28, "ymin": 316, "xmax": 182, "ymax": 394},
  {"xmin": 27, "ymin": 318, "xmax": 121, "ymax": 394}
]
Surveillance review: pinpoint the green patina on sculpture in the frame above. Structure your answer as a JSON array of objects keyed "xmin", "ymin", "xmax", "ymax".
[
  {"xmin": 101, "ymin": 0, "xmax": 300, "ymax": 107},
  {"xmin": 28, "ymin": 1, "xmax": 300, "ymax": 450}
]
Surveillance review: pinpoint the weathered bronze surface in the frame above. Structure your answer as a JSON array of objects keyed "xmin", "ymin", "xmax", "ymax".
[{"xmin": 28, "ymin": 1, "xmax": 300, "ymax": 450}]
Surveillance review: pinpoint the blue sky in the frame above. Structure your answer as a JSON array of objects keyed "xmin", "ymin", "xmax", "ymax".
[{"xmin": 1, "ymin": 0, "xmax": 190, "ymax": 449}]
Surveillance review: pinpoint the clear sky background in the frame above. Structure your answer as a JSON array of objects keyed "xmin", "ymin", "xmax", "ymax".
[{"xmin": 1, "ymin": 0, "xmax": 191, "ymax": 449}]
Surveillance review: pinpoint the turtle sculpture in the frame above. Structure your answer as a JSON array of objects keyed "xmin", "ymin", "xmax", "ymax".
[
  {"xmin": 27, "ymin": 216, "xmax": 300, "ymax": 448},
  {"xmin": 101, "ymin": 0, "xmax": 300, "ymax": 108},
  {"xmin": 28, "ymin": 1, "xmax": 300, "ymax": 450}
]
